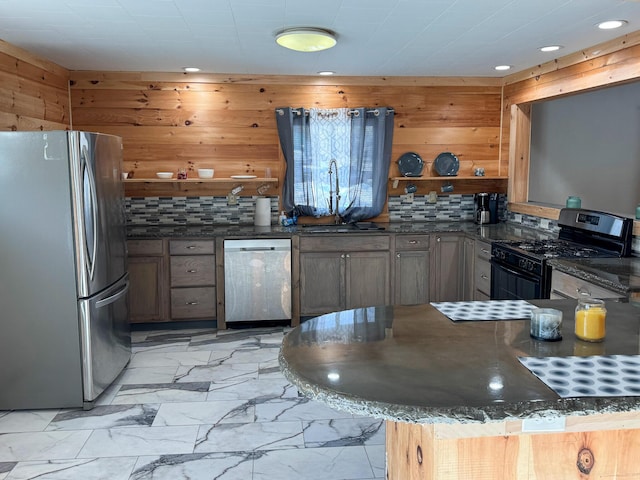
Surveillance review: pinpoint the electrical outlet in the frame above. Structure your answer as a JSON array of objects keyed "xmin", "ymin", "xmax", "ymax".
[
  {"xmin": 514, "ymin": 213, "xmax": 522, "ymax": 223},
  {"xmin": 227, "ymin": 193, "xmax": 237, "ymax": 205},
  {"xmin": 401, "ymin": 192, "xmax": 414, "ymax": 203},
  {"xmin": 522, "ymin": 416, "xmax": 565, "ymax": 433},
  {"xmin": 427, "ymin": 191, "xmax": 438, "ymax": 204},
  {"xmin": 540, "ymin": 219, "xmax": 550, "ymax": 229}
]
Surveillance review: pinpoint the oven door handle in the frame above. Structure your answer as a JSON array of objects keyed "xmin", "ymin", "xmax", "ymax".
[{"xmin": 491, "ymin": 260, "xmax": 541, "ymax": 283}]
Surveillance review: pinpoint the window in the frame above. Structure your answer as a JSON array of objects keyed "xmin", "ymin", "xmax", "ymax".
[{"xmin": 275, "ymin": 107, "xmax": 394, "ymax": 223}]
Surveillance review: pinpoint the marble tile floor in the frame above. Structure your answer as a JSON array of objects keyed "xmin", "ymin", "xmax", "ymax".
[{"xmin": 0, "ymin": 327, "xmax": 385, "ymax": 480}]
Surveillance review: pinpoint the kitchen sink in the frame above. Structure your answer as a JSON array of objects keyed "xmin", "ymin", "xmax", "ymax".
[
  {"xmin": 300, "ymin": 222, "xmax": 385, "ymax": 233},
  {"xmin": 300, "ymin": 224, "xmax": 357, "ymax": 233}
]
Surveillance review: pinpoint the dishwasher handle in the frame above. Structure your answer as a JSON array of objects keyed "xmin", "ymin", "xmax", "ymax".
[{"xmin": 239, "ymin": 246, "xmax": 276, "ymax": 251}]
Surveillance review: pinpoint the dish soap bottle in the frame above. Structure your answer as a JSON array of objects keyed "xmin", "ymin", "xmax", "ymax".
[{"xmin": 279, "ymin": 211, "xmax": 287, "ymax": 226}]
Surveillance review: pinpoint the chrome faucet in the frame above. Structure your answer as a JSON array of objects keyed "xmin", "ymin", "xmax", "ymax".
[{"xmin": 328, "ymin": 159, "xmax": 341, "ymax": 224}]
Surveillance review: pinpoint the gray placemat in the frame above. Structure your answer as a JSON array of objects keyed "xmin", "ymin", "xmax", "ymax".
[
  {"xmin": 430, "ymin": 300, "xmax": 536, "ymax": 322},
  {"xmin": 518, "ymin": 355, "xmax": 640, "ymax": 398}
]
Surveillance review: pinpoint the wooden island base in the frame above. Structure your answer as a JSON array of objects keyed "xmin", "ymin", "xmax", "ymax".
[{"xmin": 386, "ymin": 411, "xmax": 640, "ymax": 479}]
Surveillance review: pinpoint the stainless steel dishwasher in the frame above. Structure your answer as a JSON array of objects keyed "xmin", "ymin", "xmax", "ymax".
[{"xmin": 223, "ymin": 239, "xmax": 292, "ymax": 323}]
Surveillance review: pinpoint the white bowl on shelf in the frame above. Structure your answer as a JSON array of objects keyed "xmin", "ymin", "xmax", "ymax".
[
  {"xmin": 156, "ymin": 172, "xmax": 173, "ymax": 179},
  {"xmin": 197, "ymin": 168, "xmax": 214, "ymax": 179}
]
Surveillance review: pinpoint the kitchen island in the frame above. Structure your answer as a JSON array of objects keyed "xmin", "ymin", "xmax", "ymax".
[{"xmin": 279, "ymin": 299, "xmax": 640, "ymax": 479}]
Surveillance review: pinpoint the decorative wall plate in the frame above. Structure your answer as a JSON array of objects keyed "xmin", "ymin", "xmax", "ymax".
[
  {"xmin": 397, "ymin": 152, "xmax": 424, "ymax": 177},
  {"xmin": 434, "ymin": 152, "xmax": 459, "ymax": 176}
]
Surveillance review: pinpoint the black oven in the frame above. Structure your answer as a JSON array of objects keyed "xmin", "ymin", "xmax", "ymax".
[
  {"xmin": 491, "ymin": 260, "xmax": 547, "ymax": 300},
  {"xmin": 490, "ymin": 208, "xmax": 633, "ymax": 301}
]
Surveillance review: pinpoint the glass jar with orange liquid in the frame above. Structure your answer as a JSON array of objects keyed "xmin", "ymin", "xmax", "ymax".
[{"xmin": 574, "ymin": 298, "xmax": 607, "ymax": 342}]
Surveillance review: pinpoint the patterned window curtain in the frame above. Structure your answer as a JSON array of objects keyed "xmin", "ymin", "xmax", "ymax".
[{"xmin": 275, "ymin": 106, "xmax": 394, "ymax": 222}]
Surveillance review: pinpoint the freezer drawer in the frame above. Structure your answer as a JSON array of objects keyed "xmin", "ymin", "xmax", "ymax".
[{"xmin": 224, "ymin": 239, "xmax": 291, "ymax": 322}]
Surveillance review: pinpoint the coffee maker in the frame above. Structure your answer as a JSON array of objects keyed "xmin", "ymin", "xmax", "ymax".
[{"xmin": 475, "ymin": 193, "xmax": 499, "ymax": 224}]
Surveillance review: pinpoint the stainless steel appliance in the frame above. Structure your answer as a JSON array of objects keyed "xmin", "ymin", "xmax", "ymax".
[
  {"xmin": 0, "ymin": 131, "xmax": 130, "ymax": 410},
  {"xmin": 490, "ymin": 208, "xmax": 633, "ymax": 300},
  {"xmin": 224, "ymin": 239, "xmax": 291, "ymax": 323},
  {"xmin": 475, "ymin": 193, "xmax": 499, "ymax": 224}
]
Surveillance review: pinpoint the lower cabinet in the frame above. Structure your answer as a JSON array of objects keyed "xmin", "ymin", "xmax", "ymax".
[
  {"xmin": 169, "ymin": 240, "xmax": 216, "ymax": 321},
  {"xmin": 430, "ymin": 234, "xmax": 463, "ymax": 302},
  {"xmin": 127, "ymin": 239, "xmax": 168, "ymax": 323},
  {"xmin": 127, "ymin": 238, "xmax": 216, "ymax": 323},
  {"xmin": 474, "ymin": 239, "xmax": 492, "ymax": 300},
  {"xmin": 299, "ymin": 235, "xmax": 391, "ymax": 317},
  {"xmin": 461, "ymin": 237, "xmax": 476, "ymax": 301},
  {"xmin": 394, "ymin": 234, "xmax": 431, "ymax": 305},
  {"xmin": 550, "ymin": 269, "xmax": 625, "ymax": 300}
]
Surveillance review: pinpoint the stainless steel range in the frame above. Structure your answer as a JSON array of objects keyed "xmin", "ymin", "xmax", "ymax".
[{"xmin": 491, "ymin": 208, "xmax": 634, "ymax": 300}]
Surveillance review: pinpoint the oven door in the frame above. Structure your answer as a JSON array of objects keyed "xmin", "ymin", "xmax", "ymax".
[{"xmin": 490, "ymin": 260, "xmax": 544, "ymax": 300}]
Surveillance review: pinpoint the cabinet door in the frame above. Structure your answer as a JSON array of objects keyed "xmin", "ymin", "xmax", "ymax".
[
  {"xmin": 346, "ymin": 251, "xmax": 391, "ymax": 309},
  {"xmin": 430, "ymin": 234, "xmax": 462, "ymax": 302},
  {"xmin": 394, "ymin": 250, "xmax": 430, "ymax": 305},
  {"xmin": 300, "ymin": 252, "xmax": 345, "ymax": 316},
  {"xmin": 461, "ymin": 237, "xmax": 475, "ymax": 301},
  {"xmin": 128, "ymin": 256, "xmax": 167, "ymax": 323}
]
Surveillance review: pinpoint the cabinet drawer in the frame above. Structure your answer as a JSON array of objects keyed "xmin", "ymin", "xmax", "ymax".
[
  {"xmin": 395, "ymin": 234, "xmax": 429, "ymax": 251},
  {"xmin": 170, "ymin": 256, "xmax": 215, "ymax": 287},
  {"xmin": 170, "ymin": 287, "xmax": 216, "ymax": 319},
  {"xmin": 475, "ymin": 240, "xmax": 492, "ymax": 261},
  {"xmin": 127, "ymin": 239, "xmax": 164, "ymax": 256},
  {"xmin": 170, "ymin": 240, "xmax": 215, "ymax": 255},
  {"xmin": 550, "ymin": 270, "xmax": 624, "ymax": 300},
  {"xmin": 474, "ymin": 258, "xmax": 491, "ymax": 296},
  {"xmin": 300, "ymin": 235, "xmax": 390, "ymax": 252}
]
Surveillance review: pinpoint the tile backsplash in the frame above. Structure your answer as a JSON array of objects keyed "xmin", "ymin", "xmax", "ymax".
[
  {"xmin": 126, "ymin": 194, "xmax": 507, "ymax": 225},
  {"xmin": 125, "ymin": 196, "xmax": 278, "ymax": 225}
]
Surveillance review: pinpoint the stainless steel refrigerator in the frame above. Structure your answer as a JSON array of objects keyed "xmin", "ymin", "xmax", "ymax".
[{"xmin": 0, "ymin": 131, "xmax": 131, "ymax": 410}]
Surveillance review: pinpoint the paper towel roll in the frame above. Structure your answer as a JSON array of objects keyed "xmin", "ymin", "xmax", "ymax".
[{"xmin": 254, "ymin": 197, "xmax": 271, "ymax": 226}]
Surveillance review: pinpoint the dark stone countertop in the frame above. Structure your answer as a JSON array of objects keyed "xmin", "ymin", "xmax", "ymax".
[
  {"xmin": 126, "ymin": 221, "xmax": 551, "ymax": 243},
  {"xmin": 548, "ymin": 257, "xmax": 640, "ymax": 298},
  {"xmin": 279, "ymin": 299, "xmax": 640, "ymax": 424}
]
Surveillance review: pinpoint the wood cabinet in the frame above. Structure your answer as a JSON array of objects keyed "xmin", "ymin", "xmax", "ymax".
[
  {"xmin": 430, "ymin": 234, "xmax": 463, "ymax": 302},
  {"xmin": 474, "ymin": 239, "xmax": 492, "ymax": 300},
  {"xmin": 299, "ymin": 235, "xmax": 391, "ymax": 317},
  {"xmin": 169, "ymin": 240, "xmax": 216, "ymax": 321},
  {"xmin": 127, "ymin": 239, "xmax": 168, "ymax": 323},
  {"xmin": 550, "ymin": 269, "xmax": 625, "ymax": 301},
  {"xmin": 461, "ymin": 237, "xmax": 476, "ymax": 301},
  {"xmin": 394, "ymin": 234, "xmax": 431, "ymax": 305}
]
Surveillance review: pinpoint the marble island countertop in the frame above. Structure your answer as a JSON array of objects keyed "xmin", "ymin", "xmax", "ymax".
[{"xmin": 279, "ymin": 299, "xmax": 640, "ymax": 425}]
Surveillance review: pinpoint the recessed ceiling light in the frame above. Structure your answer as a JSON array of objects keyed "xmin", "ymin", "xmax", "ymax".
[
  {"xmin": 540, "ymin": 45, "xmax": 563, "ymax": 52},
  {"xmin": 494, "ymin": 65, "xmax": 512, "ymax": 71},
  {"xmin": 597, "ymin": 20, "xmax": 628, "ymax": 30},
  {"xmin": 275, "ymin": 27, "xmax": 337, "ymax": 52},
  {"xmin": 318, "ymin": 71, "xmax": 335, "ymax": 76},
  {"xmin": 183, "ymin": 67, "xmax": 200, "ymax": 72}
]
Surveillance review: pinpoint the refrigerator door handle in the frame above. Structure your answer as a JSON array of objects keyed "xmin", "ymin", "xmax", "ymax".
[
  {"xmin": 81, "ymin": 145, "xmax": 99, "ymax": 281},
  {"xmin": 95, "ymin": 280, "xmax": 129, "ymax": 309}
]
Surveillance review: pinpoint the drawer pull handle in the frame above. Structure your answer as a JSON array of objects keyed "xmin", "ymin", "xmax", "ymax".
[
  {"xmin": 480, "ymin": 274, "xmax": 488, "ymax": 280},
  {"xmin": 186, "ymin": 246, "xmax": 197, "ymax": 249},
  {"xmin": 397, "ymin": 253, "xmax": 401, "ymax": 258},
  {"xmin": 409, "ymin": 240, "xmax": 417, "ymax": 244},
  {"xmin": 577, "ymin": 287, "xmax": 591, "ymax": 296},
  {"xmin": 187, "ymin": 269, "xmax": 197, "ymax": 273},
  {"xmin": 481, "ymin": 248, "xmax": 490, "ymax": 254},
  {"xmin": 186, "ymin": 301, "xmax": 199, "ymax": 305}
]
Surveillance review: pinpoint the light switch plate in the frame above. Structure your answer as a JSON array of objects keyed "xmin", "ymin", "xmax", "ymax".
[
  {"xmin": 427, "ymin": 191, "xmax": 437, "ymax": 203},
  {"xmin": 227, "ymin": 193, "xmax": 237, "ymax": 205}
]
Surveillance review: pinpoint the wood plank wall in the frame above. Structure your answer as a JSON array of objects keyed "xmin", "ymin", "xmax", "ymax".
[
  {"xmin": 0, "ymin": 39, "xmax": 70, "ymax": 131},
  {"xmin": 68, "ymin": 72, "xmax": 503, "ymax": 181},
  {"xmin": 500, "ymin": 30, "xmax": 640, "ymax": 221}
]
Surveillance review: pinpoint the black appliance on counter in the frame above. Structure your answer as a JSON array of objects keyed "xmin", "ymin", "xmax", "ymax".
[
  {"xmin": 475, "ymin": 193, "xmax": 499, "ymax": 224},
  {"xmin": 490, "ymin": 208, "xmax": 634, "ymax": 300}
]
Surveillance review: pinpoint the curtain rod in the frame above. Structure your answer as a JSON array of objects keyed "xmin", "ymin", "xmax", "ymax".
[{"xmin": 276, "ymin": 108, "xmax": 394, "ymax": 117}]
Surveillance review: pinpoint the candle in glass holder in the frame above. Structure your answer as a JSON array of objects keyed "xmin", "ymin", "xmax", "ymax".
[{"xmin": 574, "ymin": 298, "xmax": 607, "ymax": 342}]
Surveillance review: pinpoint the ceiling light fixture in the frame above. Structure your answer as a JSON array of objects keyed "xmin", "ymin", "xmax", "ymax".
[
  {"xmin": 318, "ymin": 71, "xmax": 335, "ymax": 76},
  {"xmin": 183, "ymin": 67, "xmax": 200, "ymax": 72},
  {"xmin": 494, "ymin": 65, "xmax": 512, "ymax": 71},
  {"xmin": 275, "ymin": 27, "xmax": 337, "ymax": 52},
  {"xmin": 540, "ymin": 45, "xmax": 563, "ymax": 52},
  {"xmin": 597, "ymin": 20, "xmax": 628, "ymax": 30}
]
